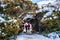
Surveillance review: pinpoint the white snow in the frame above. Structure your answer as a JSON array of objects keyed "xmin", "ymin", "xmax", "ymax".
[
  {"xmin": 36, "ymin": 9, "xmax": 43, "ymax": 13},
  {"xmin": 37, "ymin": 1, "xmax": 55, "ymax": 8},
  {"xmin": 48, "ymin": 32, "xmax": 59, "ymax": 38},
  {"xmin": 16, "ymin": 32, "xmax": 60, "ymax": 40},
  {"xmin": 1, "ymin": 4, "xmax": 7, "ymax": 8},
  {"xmin": 54, "ymin": 38, "xmax": 60, "ymax": 40},
  {"xmin": 0, "ymin": 14, "xmax": 4, "ymax": 17},
  {"xmin": 0, "ymin": 17, "xmax": 5, "ymax": 22},
  {"xmin": 16, "ymin": 34, "xmax": 51, "ymax": 40},
  {"xmin": 43, "ymin": 11, "xmax": 52, "ymax": 18},
  {"xmin": 23, "ymin": 14, "xmax": 33, "ymax": 20},
  {"xmin": 7, "ymin": 19, "xmax": 17, "ymax": 23}
]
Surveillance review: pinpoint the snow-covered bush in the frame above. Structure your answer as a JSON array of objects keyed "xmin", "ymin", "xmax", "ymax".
[{"xmin": 0, "ymin": 18, "xmax": 23, "ymax": 40}]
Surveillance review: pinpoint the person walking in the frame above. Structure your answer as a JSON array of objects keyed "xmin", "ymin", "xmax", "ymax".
[{"xmin": 23, "ymin": 22, "xmax": 32, "ymax": 33}]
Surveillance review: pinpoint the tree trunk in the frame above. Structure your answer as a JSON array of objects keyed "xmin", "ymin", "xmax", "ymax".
[{"xmin": 14, "ymin": 34, "xmax": 17, "ymax": 40}]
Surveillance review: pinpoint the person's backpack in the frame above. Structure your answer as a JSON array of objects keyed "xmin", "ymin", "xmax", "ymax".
[
  {"xmin": 25, "ymin": 23, "xmax": 30, "ymax": 29},
  {"xmin": 27, "ymin": 23, "xmax": 30, "ymax": 29}
]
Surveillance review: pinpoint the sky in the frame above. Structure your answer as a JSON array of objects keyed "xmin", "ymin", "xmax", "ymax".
[
  {"xmin": 31, "ymin": 0, "xmax": 56, "ymax": 7},
  {"xmin": 31, "ymin": 0, "xmax": 56, "ymax": 3}
]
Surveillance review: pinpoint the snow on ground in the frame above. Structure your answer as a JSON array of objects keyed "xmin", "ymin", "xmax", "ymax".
[
  {"xmin": 54, "ymin": 38, "xmax": 60, "ymax": 40},
  {"xmin": 16, "ymin": 33, "xmax": 51, "ymax": 40}
]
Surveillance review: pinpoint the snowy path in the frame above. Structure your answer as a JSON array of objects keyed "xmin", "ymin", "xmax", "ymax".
[{"xmin": 16, "ymin": 33, "xmax": 51, "ymax": 40}]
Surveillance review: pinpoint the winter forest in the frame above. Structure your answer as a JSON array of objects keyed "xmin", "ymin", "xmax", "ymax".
[{"xmin": 0, "ymin": 0, "xmax": 60, "ymax": 40}]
